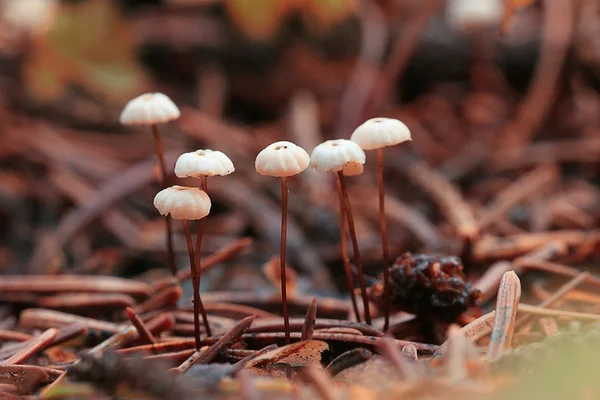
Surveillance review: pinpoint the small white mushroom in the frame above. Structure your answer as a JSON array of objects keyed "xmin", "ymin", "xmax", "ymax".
[
  {"xmin": 255, "ymin": 141, "xmax": 310, "ymax": 343},
  {"xmin": 119, "ymin": 93, "xmax": 181, "ymax": 126},
  {"xmin": 255, "ymin": 141, "xmax": 310, "ymax": 177},
  {"xmin": 350, "ymin": 117, "xmax": 412, "ymax": 331},
  {"xmin": 310, "ymin": 139, "xmax": 371, "ymax": 325},
  {"xmin": 175, "ymin": 149, "xmax": 235, "ymax": 178},
  {"xmin": 350, "ymin": 117, "xmax": 412, "ymax": 150},
  {"xmin": 446, "ymin": 0, "xmax": 503, "ymax": 31},
  {"xmin": 153, "ymin": 185, "xmax": 211, "ymax": 348},
  {"xmin": 120, "ymin": 92, "xmax": 181, "ymax": 276},
  {"xmin": 153, "ymin": 186, "xmax": 211, "ymax": 220},
  {"xmin": 309, "ymin": 139, "xmax": 365, "ymax": 173}
]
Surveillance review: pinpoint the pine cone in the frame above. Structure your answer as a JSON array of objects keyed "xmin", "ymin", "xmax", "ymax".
[{"xmin": 369, "ymin": 253, "xmax": 481, "ymax": 323}]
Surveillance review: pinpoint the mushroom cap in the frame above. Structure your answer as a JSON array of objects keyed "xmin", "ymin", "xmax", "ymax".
[
  {"xmin": 350, "ymin": 117, "xmax": 412, "ymax": 150},
  {"xmin": 255, "ymin": 141, "xmax": 310, "ymax": 177},
  {"xmin": 342, "ymin": 161, "xmax": 364, "ymax": 176},
  {"xmin": 175, "ymin": 149, "xmax": 235, "ymax": 178},
  {"xmin": 119, "ymin": 93, "xmax": 181, "ymax": 126},
  {"xmin": 310, "ymin": 139, "xmax": 366, "ymax": 173},
  {"xmin": 446, "ymin": 0, "xmax": 503, "ymax": 30},
  {"xmin": 153, "ymin": 185, "xmax": 211, "ymax": 220}
]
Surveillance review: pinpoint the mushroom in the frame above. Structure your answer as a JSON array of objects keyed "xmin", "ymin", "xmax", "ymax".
[
  {"xmin": 351, "ymin": 117, "xmax": 412, "ymax": 331},
  {"xmin": 120, "ymin": 92, "xmax": 181, "ymax": 276},
  {"xmin": 310, "ymin": 139, "xmax": 371, "ymax": 325},
  {"xmin": 255, "ymin": 141, "xmax": 310, "ymax": 343},
  {"xmin": 153, "ymin": 185, "xmax": 211, "ymax": 350},
  {"xmin": 174, "ymin": 149, "xmax": 235, "ymax": 337}
]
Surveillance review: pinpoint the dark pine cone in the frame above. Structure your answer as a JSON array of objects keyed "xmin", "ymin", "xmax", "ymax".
[{"xmin": 369, "ymin": 253, "xmax": 481, "ymax": 323}]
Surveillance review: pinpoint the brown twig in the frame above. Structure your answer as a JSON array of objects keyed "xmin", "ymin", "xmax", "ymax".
[
  {"xmin": 404, "ymin": 160, "xmax": 478, "ymax": 242},
  {"xmin": 162, "ymin": 237, "xmax": 253, "ymax": 285},
  {"xmin": 19, "ymin": 309, "xmax": 126, "ymax": 333},
  {"xmin": 173, "ymin": 315, "xmax": 255, "ymax": 373},
  {"xmin": 301, "ymin": 298, "xmax": 318, "ymax": 341},
  {"xmin": 37, "ymin": 293, "xmax": 135, "ymax": 309},
  {"xmin": 0, "ymin": 329, "xmax": 33, "ymax": 342},
  {"xmin": 477, "ymin": 165, "xmax": 559, "ymax": 231},
  {"xmin": 134, "ymin": 285, "xmax": 182, "ymax": 315},
  {"xmin": 3, "ymin": 328, "xmax": 57, "ymax": 365},
  {"xmin": 0, "ymin": 275, "xmax": 153, "ymax": 297},
  {"xmin": 502, "ymin": 0, "xmax": 574, "ymax": 147},
  {"xmin": 125, "ymin": 307, "xmax": 156, "ymax": 345}
]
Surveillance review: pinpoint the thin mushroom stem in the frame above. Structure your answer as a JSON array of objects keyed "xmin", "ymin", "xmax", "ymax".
[
  {"xmin": 377, "ymin": 148, "xmax": 391, "ymax": 331},
  {"xmin": 336, "ymin": 171, "xmax": 372, "ymax": 325},
  {"xmin": 151, "ymin": 124, "xmax": 176, "ymax": 276},
  {"xmin": 280, "ymin": 177, "xmax": 290, "ymax": 344},
  {"xmin": 183, "ymin": 220, "xmax": 210, "ymax": 349},
  {"xmin": 194, "ymin": 176, "xmax": 210, "ymax": 333},
  {"xmin": 195, "ymin": 176, "xmax": 211, "ymax": 338},
  {"xmin": 336, "ymin": 178, "xmax": 361, "ymax": 323}
]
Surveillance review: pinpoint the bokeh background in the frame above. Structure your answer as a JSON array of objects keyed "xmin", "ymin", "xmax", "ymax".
[{"xmin": 1, "ymin": 0, "xmax": 599, "ymax": 294}]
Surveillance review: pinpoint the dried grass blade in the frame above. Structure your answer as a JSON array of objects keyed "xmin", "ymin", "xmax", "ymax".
[{"xmin": 488, "ymin": 271, "xmax": 521, "ymax": 360}]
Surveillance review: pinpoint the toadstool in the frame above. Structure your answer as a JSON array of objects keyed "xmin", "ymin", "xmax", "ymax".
[
  {"xmin": 175, "ymin": 149, "xmax": 234, "ymax": 337},
  {"xmin": 153, "ymin": 185, "xmax": 211, "ymax": 349},
  {"xmin": 310, "ymin": 139, "xmax": 371, "ymax": 325},
  {"xmin": 120, "ymin": 92, "xmax": 181, "ymax": 276},
  {"xmin": 255, "ymin": 141, "xmax": 310, "ymax": 343},
  {"xmin": 351, "ymin": 117, "xmax": 411, "ymax": 331}
]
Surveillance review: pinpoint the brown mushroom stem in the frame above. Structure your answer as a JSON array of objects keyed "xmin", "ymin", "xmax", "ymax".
[
  {"xmin": 279, "ymin": 177, "xmax": 291, "ymax": 344},
  {"xmin": 377, "ymin": 148, "xmax": 391, "ymax": 331},
  {"xmin": 336, "ymin": 171, "xmax": 372, "ymax": 325},
  {"xmin": 194, "ymin": 176, "xmax": 209, "ymax": 299},
  {"xmin": 151, "ymin": 124, "xmax": 176, "ymax": 276},
  {"xmin": 194, "ymin": 176, "xmax": 212, "ymax": 339},
  {"xmin": 336, "ymin": 178, "xmax": 361, "ymax": 323},
  {"xmin": 183, "ymin": 220, "xmax": 210, "ymax": 349}
]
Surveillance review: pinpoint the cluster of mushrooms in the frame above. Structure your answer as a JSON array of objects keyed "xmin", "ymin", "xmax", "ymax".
[{"xmin": 119, "ymin": 92, "xmax": 411, "ymax": 348}]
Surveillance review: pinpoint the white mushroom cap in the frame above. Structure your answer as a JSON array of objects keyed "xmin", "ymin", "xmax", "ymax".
[
  {"xmin": 119, "ymin": 93, "xmax": 181, "ymax": 126},
  {"xmin": 153, "ymin": 186, "xmax": 211, "ymax": 220},
  {"xmin": 310, "ymin": 139, "xmax": 366, "ymax": 173},
  {"xmin": 175, "ymin": 149, "xmax": 235, "ymax": 178},
  {"xmin": 255, "ymin": 141, "xmax": 310, "ymax": 177},
  {"xmin": 446, "ymin": 0, "xmax": 503, "ymax": 30},
  {"xmin": 350, "ymin": 117, "xmax": 412, "ymax": 150}
]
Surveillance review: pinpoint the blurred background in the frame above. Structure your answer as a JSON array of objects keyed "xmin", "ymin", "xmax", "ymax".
[{"xmin": 0, "ymin": 0, "xmax": 599, "ymax": 296}]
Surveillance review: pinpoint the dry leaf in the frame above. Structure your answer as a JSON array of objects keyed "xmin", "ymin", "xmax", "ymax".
[
  {"xmin": 24, "ymin": 0, "xmax": 148, "ymax": 104},
  {"xmin": 246, "ymin": 340, "xmax": 329, "ymax": 376}
]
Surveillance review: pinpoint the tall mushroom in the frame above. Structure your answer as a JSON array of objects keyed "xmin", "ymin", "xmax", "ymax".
[
  {"xmin": 120, "ymin": 92, "xmax": 181, "ymax": 276},
  {"xmin": 310, "ymin": 139, "xmax": 371, "ymax": 325},
  {"xmin": 153, "ymin": 185, "xmax": 211, "ymax": 350},
  {"xmin": 351, "ymin": 117, "xmax": 412, "ymax": 331},
  {"xmin": 255, "ymin": 141, "xmax": 310, "ymax": 344},
  {"xmin": 174, "ymin": 149, "xmax": 235, "ymax": 337}
]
